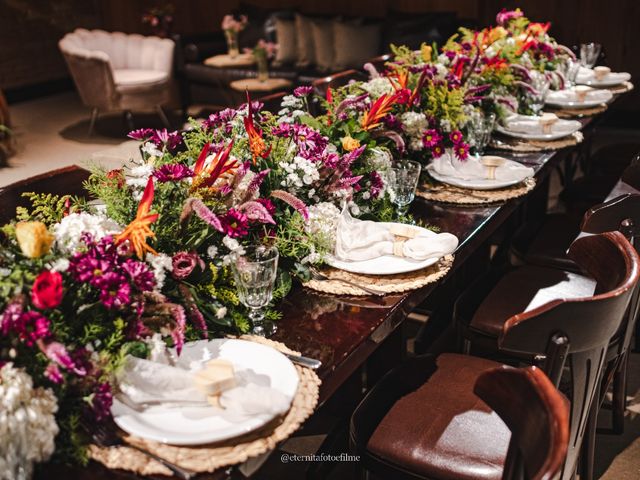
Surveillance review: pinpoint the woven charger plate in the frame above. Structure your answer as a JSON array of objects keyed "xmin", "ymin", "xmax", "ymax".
[
  {"xmin": 490, "ymin": 131, "xmax": 583, "ymax": 152},
  {"xmin": 303, "ymin": 254, "xmax": 454, "ymax": 296},
  {"xmin": 417, "ymin": 177, "xmax": 536, "ymax": 205},
  {"xmin": 89, "ymin": 336, "xmax": 320, "ymax": 476},
  {"xmin": 549, "ymin": 103, "xmax": 608, "ymax": 118},
  {"xmin": 607, "ymin": 81, "xmax": 634, "ymax": 95}
]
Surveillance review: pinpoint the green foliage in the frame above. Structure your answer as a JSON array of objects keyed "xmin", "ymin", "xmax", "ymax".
[{"xmin": 15, "ymin": 192, "xmax": 83, "ymax": 225}]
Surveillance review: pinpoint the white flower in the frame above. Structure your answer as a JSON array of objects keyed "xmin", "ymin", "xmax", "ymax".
[
  {"xmin": 206, "ymin": 245, "xmax": 218, "ymax": 258},
  {"xmin": 141, "ymin": 141, "xmax": 163, "ymax": 157},
  {"xmin": 216, "ymin": 307, "xmax": 227, "ymax": 319},
  {"xmin": 145, "ymin": 333, "xmax": 169, "ymax": 363},
  {"xmin": 0, "ymin": 364, "xmax": 58, "ymax": 474},
  {"xmin": 400, "ymin": 112, "xmax": 429, "ymax": 152},
  {"xmin": 365, "ymin": 147, "xmax": 393, "ymax": 172},
  {"xmin": 222, "ymin": 236, "xmax": 245, "ymax": 265},
  {"xmin": 0, "ymin": 267, "xmax": 10, "ymax": 277},
  {"xmin": 53, "ymin": 212, "xmax": 121, "ymax": 253},
  {"xmin": 145, "ymin": 253, "xmax": 173, "ymax": 292},
  {"xmin": 47, "ymin": 258, "xmax": 70, "ymax": 273},
  {"xmin": 278, "ymin": 156, "xmax": 320, "ymax": 192},
  {"xmin": 126, "ymin": 164, "xmax": 154, "ymax": 189},
  {"xmin": 360, "ymin": 77, "xmax": 394, "ymax": 98},
  {"xmin": 306, "ymin": 202, "xmax": 340, "ymax": 248}
]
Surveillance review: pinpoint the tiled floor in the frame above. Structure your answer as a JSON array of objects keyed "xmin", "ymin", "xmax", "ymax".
[{"xmin": 1, "ymin": 92, "xmax": 639, "ymax": 479}]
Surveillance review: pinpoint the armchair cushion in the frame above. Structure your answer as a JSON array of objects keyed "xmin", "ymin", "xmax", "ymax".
[{"xmin": 113, "ymin": 69, "xmax": 169, "ymax": 89}]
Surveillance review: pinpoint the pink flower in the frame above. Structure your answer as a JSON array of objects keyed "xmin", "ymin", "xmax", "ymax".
[
  {"xmin": 153, "ymin": 164, "xmax": 193, "ymax": 182},
  {"xmin": 97, "ymin": 273, "xmax": 131, "ymax": 309},
  {"xmin": 221, "ymin": 209, "xmax": 250, "ymax": 238},
  {"xmin": 454, "ymin": 142, "xmax": 470, "ymax": 161},
  {"xmin": 294, "ymin": 86, "xmax": 313, "ymax": 97},
  {"xmin": 44, "ymin": 364, "xmax": 64, "ymax": 384},
  {"xmin": 128, "ymin": 128, "xmax": 153, "ymax": 140},
  {"xmin": 422, "ymin": 129, "xmax": 443, "ymax": 148},
  {"xmin": 496, "ymin": 8, "xmax": 523, "ymax": 26},
  {"xmin": 91, "ymin": 382, "xmax": 114, "ymax": 423},
  {"xmin": 172, "ymin": 252, "xmax": 204, "ymax": 280},
  {"xmin": 1, "ymin": 300, "xmax": 24, "ymax": 336},
  {"xmin": 31, "ymin": 270, "xmax": 63, "ymax": 310},
  {"xmin": 431, "ymin": 144, "xmax": 445, "ymax": 158},
  {"xmin": 449, "ymin": 130, "xmax": 464, "ymax": 145},
  {"xmin": 41, "ymin": 341, "xmax": 87, "ymax": 376},
  {"xmin": 270, "ymin": 190, "xmax": 309, "ymax": 220},
  {"xmin": 17, "ymin": 311, "xmax": 51, "ymax": 346},
  {"xmin": 180, "ymin": 198, "xmax": 224, "ymax": 232}
]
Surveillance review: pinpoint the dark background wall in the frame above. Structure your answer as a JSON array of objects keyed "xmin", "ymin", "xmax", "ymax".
[{"xmin": 1, "ymin": 0, "xmax": 638, "ymax": 109}]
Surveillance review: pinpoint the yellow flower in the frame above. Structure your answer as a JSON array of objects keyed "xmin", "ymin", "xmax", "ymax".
[
  {"xmin": 15, "ymin": 221, "xmax": 54, "ymax": 258},
  {"xmin": 488, "ymin": 26, "xmax": 508, "ymax": 44},
  {"xmin": 420, "ymin": 44, "xmax": 433, "ymax": 62},
  {"xmin": 341, "ymin": 136, "xmax": 361, "ymax": 152}
]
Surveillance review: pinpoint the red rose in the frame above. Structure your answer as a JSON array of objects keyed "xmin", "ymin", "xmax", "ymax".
[{"xmin": 32, "ymin": 271, "xmax": 63, "ymax": 310}]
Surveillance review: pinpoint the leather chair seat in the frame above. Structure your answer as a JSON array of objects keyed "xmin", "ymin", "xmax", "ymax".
[
  {"xmin": 469, "ymin": 266, "xmax": 596, "ymax": 337},
  {"xmin": 114, "ymin": 69, "xmax": 169, "ymax": 90},
  {"xmin": 511, "ymin": 213, "xmax": 581, "ymax": 272},
  {"xmin": 366, "ymin": 353, "xmax": 510, "ymax": 480}
]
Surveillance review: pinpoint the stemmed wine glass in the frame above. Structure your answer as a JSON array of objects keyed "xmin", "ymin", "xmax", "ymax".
[
  {"xmin": 527, "ymin": 71, "xmax": 550, "ymax": 115},
  {"xmin": 579, "ymin": 42, "xmax": 602, "ymax": 68},
  {"xmin": 388, "ymin": 160, "xmax": 422, "ymax": 217},
  {"xmin": 231, "ymin": 245, "xmax": 279, "ymax": 336},
  {"xmin": 469, "ymin": 112, "xmax": 496, "ymax": 156}
]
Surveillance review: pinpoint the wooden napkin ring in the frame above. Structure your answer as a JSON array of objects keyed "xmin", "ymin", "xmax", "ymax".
[
  {"xmin": 393, "ymin": 239, "xmax": 406, "ymax": 257},
  {"xmin": 389, "ymin": 224, "xmax": 419, "ymax": 239}
]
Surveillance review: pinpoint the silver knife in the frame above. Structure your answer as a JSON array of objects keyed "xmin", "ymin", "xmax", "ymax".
[{"xmin": 284, "ymin": 353, "xmax": 322, "ymax": 370}]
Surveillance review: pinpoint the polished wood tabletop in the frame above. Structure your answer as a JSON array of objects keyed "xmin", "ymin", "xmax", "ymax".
[{"xmin": 36, "ymin": 111, "xmax": 613, "ymax": 479}]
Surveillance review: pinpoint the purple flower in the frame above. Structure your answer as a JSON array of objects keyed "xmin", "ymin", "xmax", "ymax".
[
  {"xmin": 16, "ymin": 311, "xmax": 51, "ymax": 346},
  {"xmin": 237, "ymin": 200, "xmax": 276, "ymax": 225},
  {"xmin": 122, "ymin": 259, "xmax": 155, "ymax": 291},
  {"xmin": 454, "ymin": 142, "xmax": 470, "ymax": 161},
  {"xmin": 97, "ymin": 273, "xmax": 131, "ymax": 309},
  {"xmin": 1, "ymin": 300, "xmax": 24, "ymax": 336},
  {"xmin": 291, "ymin": 124, "xmax": 328, "ymax": 159},
  {"xmin": 370, "ymin": 171, "xmax": 384, "ymax": 199},
  {"xmin": 171, "ymin": 252, "xmax": 204, "ymax": 280},
  {"xmin": 180, "ymin": 198, "xmax": 224, "ymax": 232},
  {"xmin": 423, "ymin": 129, "xmax": 443, "ymax": 148},
  {"xmin": 153, "ymin": 164, "xmax": 194, "ymax": 182},
  {"xmin": 69, "ymin": 256, "xmax": 112, "ymax": 284},
  {"xmin": 221, "ymin": 209, "xmax": 250, "ymax": 238},
  {"xmin": 257, "ymin": 198, "xmax": 276, "ymax": 216},
  {"xmin": 128, "ymin": 128, "xmax": 153, "ymax": 140},
  {"xmin": 384, "ymin": 114, "xmax": 403, "ymax": 130},
  {"xmin": 42, "ymin": 341, "xmax": 87, "ymax": 376},
  {"xmin": 431, "ymin": 144, "xmax": 445, "ymax": 158},
  {"xmin": 91, "ymin": 382, "xmax": 114, "ymax": 423},
  {"xmin": 271, "ymin": 123, "xmax": 292, "ymax": 138},
  {"xmin": 449, "ymin": 130, "xmax": 464, "ymax": 145},
  {"xmin": 294, "ymin": 86, "xmax": 313, "ymax": 97}
]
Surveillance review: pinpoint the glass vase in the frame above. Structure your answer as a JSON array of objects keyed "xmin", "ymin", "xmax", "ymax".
[
  {"xmin": 225, "ymin": 30, "xmax": 239, "ymax": 58},
  {"xmin": 256, "ymin": 53, "xmax": 269, "ymax": 83}
]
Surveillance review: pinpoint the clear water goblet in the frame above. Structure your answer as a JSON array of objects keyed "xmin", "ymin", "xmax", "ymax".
[
  {"xmin": 528, "ymin": 71, "xmax": 550, "ymax": 115},
  {"xmin": 231, "ymin": 245, "xmax": 279, "ymax": 336},
  {"xmin": 388, "ymin": 160, "xmax": 422, "ymax": 216},
  {"xmin": 469, "ymin": 112, "xmax": 496, "ymax": 156},
  {"xmin": 579, "ymin": 42, "xmax": 601, "ymax": 68}
]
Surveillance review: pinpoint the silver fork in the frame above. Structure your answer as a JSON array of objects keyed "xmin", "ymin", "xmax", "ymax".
[
  {"xmin": 309, "ymin": 268, "xmax": 386, "ymax": 296},
  {"xmin": 88, "ymin": 421, "xmax": 195, "ymax": 479}
]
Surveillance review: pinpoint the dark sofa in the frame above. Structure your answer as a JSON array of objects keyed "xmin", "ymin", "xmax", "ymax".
[{"xmin": 173, "ymin": 8, "xmax": 463, "ymax": 111}]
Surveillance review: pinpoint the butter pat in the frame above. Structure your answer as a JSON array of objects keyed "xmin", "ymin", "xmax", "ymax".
[{"xmin": 194, "ymin": 359, "xmax": 236, "ymax": 396}]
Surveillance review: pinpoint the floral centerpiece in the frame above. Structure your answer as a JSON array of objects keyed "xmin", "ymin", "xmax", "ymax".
[
  {"xmin": 221, "ymin": 14, "xmax": 248, "ymax": 58},
  {"xmin": 251, "ymin": 40, "xmax": 278, "ymax": 82},
  {"xmin": 141, "ymin": 4, "xmax": 174, "ymax": 38}
]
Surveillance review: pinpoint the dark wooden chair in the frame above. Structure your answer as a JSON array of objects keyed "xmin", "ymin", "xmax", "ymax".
[
  {"xmin": 364, "ymin": 54, "xmax": 393, "ymax": 74},
  {"xmin": 353, "ymin": 232, "xmax": 638, "ymax": 480},
  {"xmin": 311, "ymin": 69, "xmax": 368, "ymax": 99},
  {"xmin": 0, "ymin": 165, "xmax": 92, "ymax": 225},
  {"xmin": 454, "ymin": 232, "xmax": 639, "ymax": 480}
]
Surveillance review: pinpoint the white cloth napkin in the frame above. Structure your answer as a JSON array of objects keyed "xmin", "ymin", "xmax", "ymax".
[
  {"xmin": 117, "ymin": 355, "xmax": 291, "ymax": 417},
  {"xmin": 502, "ymin": 115, "xmax": 578, "ymax": 137},
  {"xmin": 546, "ymin": 88, "xmax": 611, "ymax": 104},
  {"xmin": 431, "ymin": 152, "xmax": 534, "ymax": 183},
  {"xmin": 334, "ymin": 208, "xmax": 458, "ymax": 262}
]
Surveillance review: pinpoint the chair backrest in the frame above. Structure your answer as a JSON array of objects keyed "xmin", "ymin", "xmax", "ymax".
[
  {"xmin": 474, "ymin": 366, "xmax": 570, "ymax": 480},
  {"xmin": 311, "ymin": 69, "xmax": 368, "ymax": 98},
  {"xmin": 498, "ymin": 231, "xmax": 639, "ymax": 480},
  {"xmin": 365, "ymin": 54, "xmax": 393, "ymax": 74},
  {"xmin": 621, "ymin": 155, "xmax": 640, "ymax": 190},
  {"xmin": 0, "ymin": 166, "xmax": 92, "ymax": 225}
]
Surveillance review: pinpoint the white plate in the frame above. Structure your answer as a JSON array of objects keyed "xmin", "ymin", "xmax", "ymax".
[
  {"xmin": 111, "ymin": 339, "xmax": 299, "ymax": 445},
  {"xmin": 426, "ymin": 161, "xmax": 529, "ymax": 190},
  {"xmin": 576, "ymin": 70, "xmax": 631, "ymax": 87},
  {"xmin": 545, "ymin": 88, "xmax": 613, "ymax": 108},
  {"xmin": 324, "ymin": 223, "xmax": 440, "ymax": 275},
  {"xmin": 496, "ymin": 115, "xmax": 582, "ymax": 141}
]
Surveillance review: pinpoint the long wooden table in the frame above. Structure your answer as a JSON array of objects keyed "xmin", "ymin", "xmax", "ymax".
[{"xmin": 43, "ymin": 106, "xmax": 619, "ymax": 479}]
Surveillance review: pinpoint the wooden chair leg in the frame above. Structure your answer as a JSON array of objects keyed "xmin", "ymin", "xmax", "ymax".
[
  {"xmin": 580, "ymin": 383, "xmax": 600, "ymax": 480},
  {"xmin": 612, "ymin": 353, "xmax": 629, "ymax": 434},
  {"xmin": 156, "ymin": 105, "xmax": 171, "ymax": 128},
  {"xmin": 87, "ymin": 107, "xmax": 99, "ymax": 136},
  {"xmin": 123, "ymin": 110, "xmax": 135, "ymax": 132}
]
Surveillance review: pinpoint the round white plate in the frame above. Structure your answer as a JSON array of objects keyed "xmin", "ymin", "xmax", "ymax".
[
  {"xmin": 324, "ymin": 223, "xmax": 440, "ymax": 275},
  {"xmin": 576, "ymin": 71, "xmax": 631, "ymax": 87},
  {"xmin": 496, "ymin": 115, "xmax": 581, "ymax": 141},
  {"xmin": 426, "ymin": 161, "xmax": 529, "ymax": 190},
  {"xmin": 545, "ymin": 88, "xmax": 613, "ymax": 108},
  {"xmin": 111, "ymin": 339, "xmax": 299, "ymax": 445}
]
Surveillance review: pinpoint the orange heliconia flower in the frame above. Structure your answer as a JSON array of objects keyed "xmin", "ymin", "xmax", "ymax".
[
  {"xmin": 115, "ymin": 177, "xmax": 159, "ymax": 259},
  {"xmin": 193, "ymin": 141, "xmax": 237, "ymax": 188},
  {"xmin": 361, "ymin": 92, "xmax": 400, "ymax": 131},
  {"xmin": 388, "ymin": 66, "xmax": 409, "ymax": 91},
  {"xmin": 243, "ymin": 92, "xmax": 270, "ymax": 164}
]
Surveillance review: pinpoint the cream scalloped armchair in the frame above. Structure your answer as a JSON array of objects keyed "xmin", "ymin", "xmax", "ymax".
[{"xmin": 59, "ymin": 29, "xmax": 175, "ymax": 135}]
